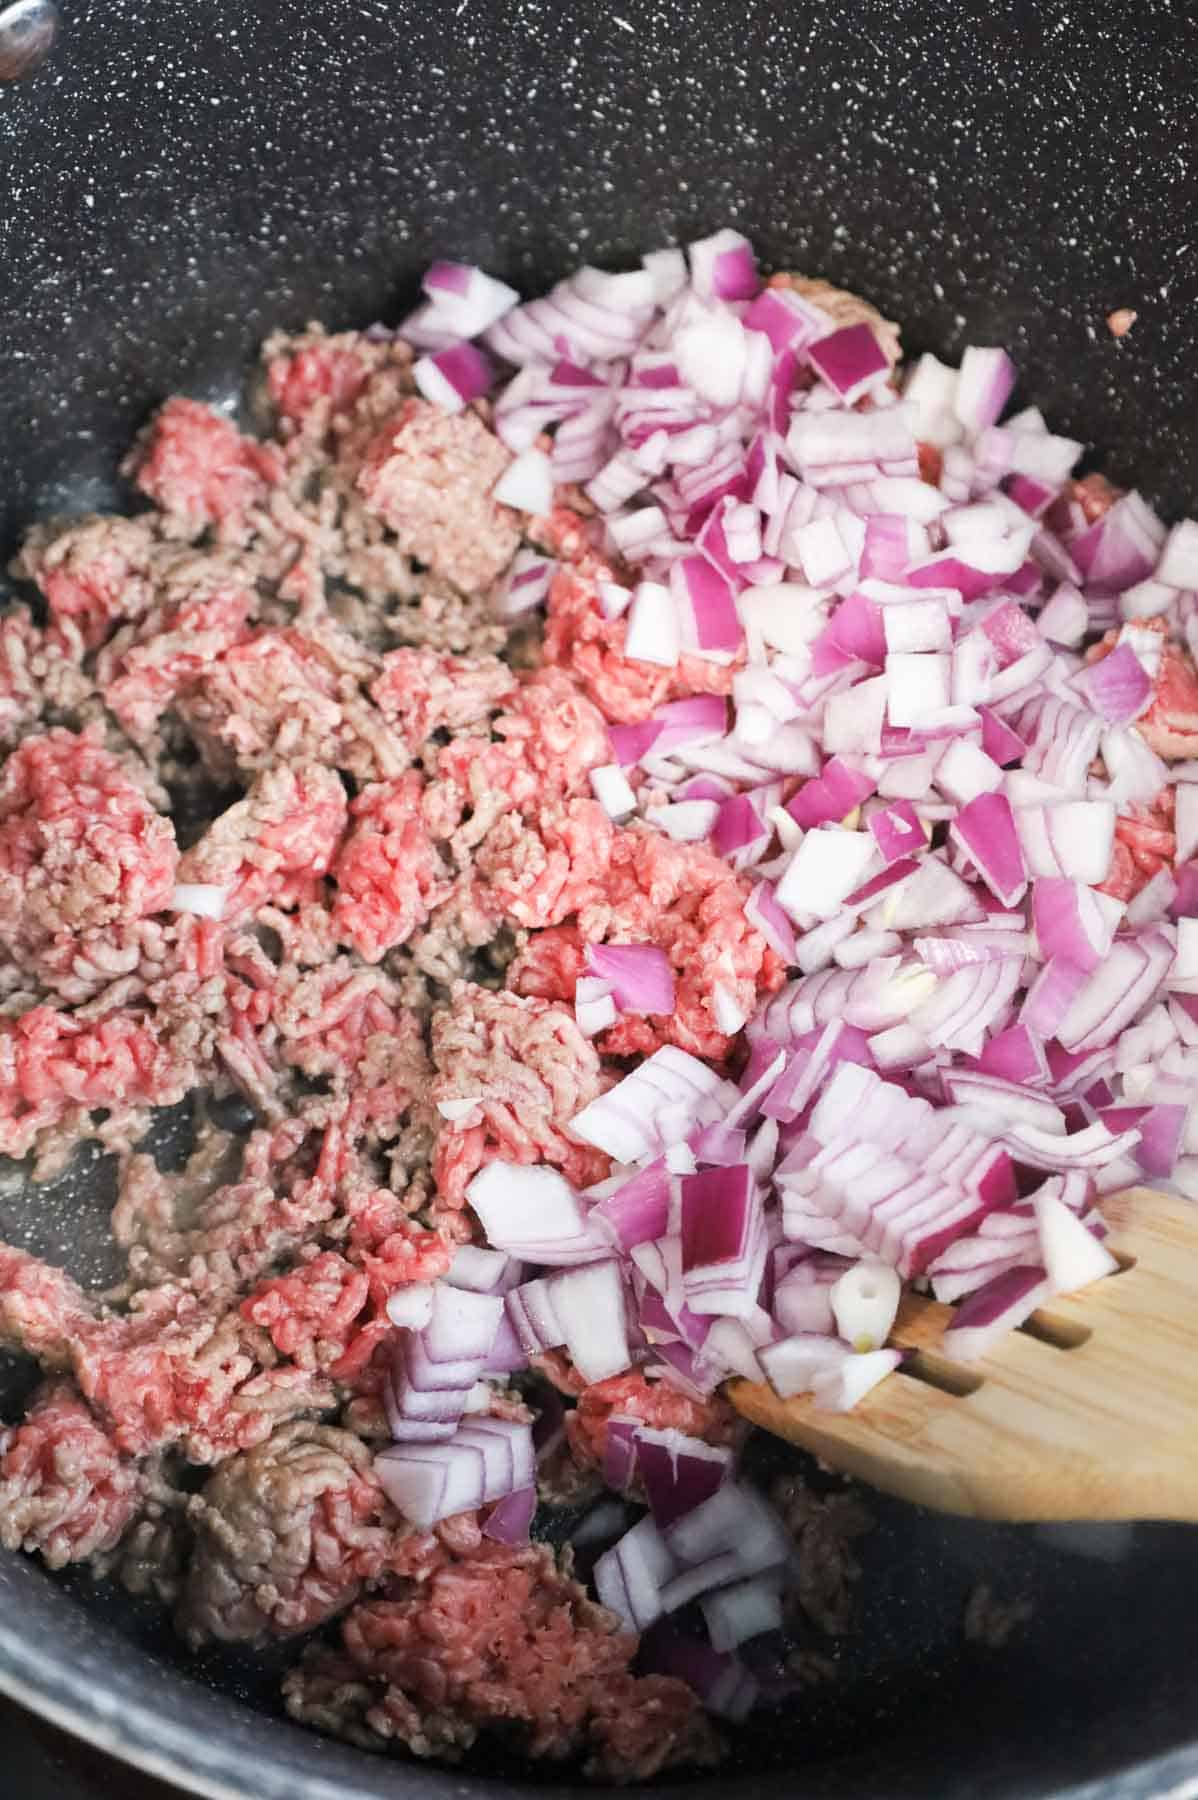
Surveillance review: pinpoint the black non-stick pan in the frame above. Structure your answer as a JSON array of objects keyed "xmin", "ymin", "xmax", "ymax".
[{"xmin": 2, "ymin": 3, "xmax": 1197, "ymax": 1795}]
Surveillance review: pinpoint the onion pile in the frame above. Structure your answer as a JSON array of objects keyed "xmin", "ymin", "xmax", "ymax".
[{"xmin": 375, "ymin": 232, "xmax": 1198, "ymax": 1708}]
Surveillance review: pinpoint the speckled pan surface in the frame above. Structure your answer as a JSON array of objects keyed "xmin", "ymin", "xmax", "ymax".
[{"xmin": 1, "ymin": 1, "xmax": 1198, "ymax": 1795}]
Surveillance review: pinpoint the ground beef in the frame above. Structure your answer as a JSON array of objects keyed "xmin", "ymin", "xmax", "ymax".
[
  {"xmin": 565, "ymin": 1368, "xmax": 740, "ymax": 1475},
  {"xmin": 177, "ymin": 1420, "xmax": 407, "ymax": 1646},
  {"xmin": 355, "ymin": 399, "xmax": 521, "ymax": 594},
  {"xmin": 0, "ymin": 1381, "xmax": 142, "ymax": 1568},
  {"xmin": 331, "ymin": 772, "xmax": 451, "ymax": 963},
  {"xmin": 98, "ymin": 580, "xmax": 256, "ymax": 750},
  {"xmin": 0, "ymin": 609, "xmax": 65, "ymax": 749},
  {"xmin": 510, "ymin": 825, "xmax": 784, "ymax": 1059},
  {"xmin": 0, "ymin": 1245, "xmax": 95, "ymax": 1367},
  {"xmin": 241, "ymin": 1251, "xmax": 382, "ymax": 1379},
  {"xmin": 340, "ymin": 1200, "xmax": 454, "ymax": 1327},
  {"xmin": 122, "ymin": 396, "xmax": 284, "ymax": 542},
  {"xmin": 470, "ymin": 797, "xmax": 615, "ymax": 932},
  {"xmin": 269, "ymin": 958, "xmax": 411, "ymax": 1086},
  {"xmin": 541, "ymin": 540, "xmax": 737, "ymax": 724},
  {"xmin": 423, "ymin": 668, "xmax": 612, "ymax": 844},
  {"xmin": 0, "ymin": 1005, "xmax": 191, "ymax": 1161},
  {"xmin": 963, "ymin": 1581, "xmax": 1035, "ymax": 1649},
  {"xmin": 264, "ymin": 326, "xmax": 417, "ymax": 463},
  {"xmin": 370, "ymin": 648, "xmax": 517, "ymax": 754},
  {"xmin": 771, "ymin": 1473, "xmax": 874, "ymax": 1637},
  {"xmin": 113, "ymin": 1151, "xmax": 335, "ymax": 1302},
  {"xmin": 284, "ymin": 1541, "xmax": 717, "ymax": 1780},
  {"xmin": 428, "ymin": 983, "xmax": 609, "ymax": 1209},
  {"xmin": 1100, "ymin": 787, "xmax": 1176, "ymax": 903},
  {"xmin": 69, "ymin": 1283, "xmax": 334, "ymax": 1465},
  {"xmin": 265, "ymin": 327, "xmax": 383, "ymax": 437},
  {"xmin": 0, "ymin": 272, "xmax": 967, "ymax": 1783},
  {"xmin": 176, "ymin": 764, "xmax": 348, "ymax": 924},
  {"xmin": 0, "ymin": 727, "xmax": 177, "ymax": 972},
  {"xmin": 175, "ymin": 625, "xmax": 403, "ymax": 783},
  {"xmin": 114, "ymin": 1498, "xmax": 191, "ymax": 1604},
  {"xmin": 11, "ymin": 513, "xmax": 162, "ymax": 651}
]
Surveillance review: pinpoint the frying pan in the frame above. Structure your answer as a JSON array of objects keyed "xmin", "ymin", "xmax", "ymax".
[{"xmin": 1, "ymin": 2, "xmax": 1197, "ymax": 1795}]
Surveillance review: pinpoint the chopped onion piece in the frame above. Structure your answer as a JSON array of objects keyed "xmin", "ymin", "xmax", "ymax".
[
  {"xmin": 172, "ymin": 883, "xmax": 228, "ymax": 919},
  {"xmin": 1035, "ymin": 1190, "xmax": 1119, "ymax": 1293},
  {"xmin": 625, "ymin": 580, "xmax": 680, "ymax": 667},
  {"xmin": 594, "ymin": 1515, "xmax": 674, "ymax": 1631},
  {"xmin": 421, "ymin": 261, "xmax": 519, "ymax": 336},
  {"xmin": 701, "ymin": 1573, "xmax": 785, "ymax": 1653},
  {"xmin": 492, "ymin": 447, "xmax": 554, "ymax": 513},
  {"xmin": 775, "ymin": 829, "xmax": 879, "ymax": 924},
  {"xmin": 413, "ymin": 342, "xmax": 495, "ymax": 414},
  {"xmin": 586, "ymin": 942, "xmax": 676, "ymax": 1016},
  {"xmin": 466, "ymin": 1162, "xmax": 587, "ymax": 1250},
  {"xmin": 550, "ymin": 1260, "xmax": 632, "ymax": 1383},
  {"xmin": 635, "ymin": 1427, "xmax": 733, "ymax": 1528},
  {"xmin": 570, "ymin": 1046, "xmax": 732, "ymax": 1163},
  {"xmin": 830, "ymin": 1259, "xmax": 902, "ymax": 1352},
  {"xmin": 385, "ymin": 1283, "xmax": 436, "ymax": 1330},
  {"xmin": 811, "ymin": 1346, "xmax": 903, "ymax": 1412},
  {"xmin": 942, "ymin": 1266, "xmax": 1051, "ymax": 1362},
  {"xmin": 949, "ymin": 792, "xmax": 1027, "ymax": 908},
  {"xmin": 590, "ymin": 763, "xmax": 638, "ymax": 821},
  {"xmin": 886, "ymin": 652, "xmax": 951, "ymax": 727},
  {"xmin": 758, "ymin": 1332, "xmax": 850, "ymax": 1398}
]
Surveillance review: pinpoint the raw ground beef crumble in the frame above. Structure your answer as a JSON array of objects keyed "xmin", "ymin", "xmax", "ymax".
[{"xmin": 0, "ymin": 315, "xmax": 789, "ymax": 1782}]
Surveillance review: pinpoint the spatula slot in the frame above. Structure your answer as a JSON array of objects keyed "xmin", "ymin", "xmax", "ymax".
[
  {"xmin": 899, "ymin": 1349, "xmax": 984, "ymax": 1398},
  {"xmin": 1018, "ymin": 1313, "xmax": 1093, "ymax": 1351}
]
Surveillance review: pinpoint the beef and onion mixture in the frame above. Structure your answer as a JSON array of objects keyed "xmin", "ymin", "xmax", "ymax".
[{"xmin": 1, "ymin": 231, "xmax": 1196, "ymax": 1778}]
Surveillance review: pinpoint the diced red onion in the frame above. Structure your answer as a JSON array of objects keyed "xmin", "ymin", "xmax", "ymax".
[
  {"xmin": 493, "ymin": 446, "xmax": 554, "ymax": 514},
  {"xmin": 1071, "ymin": 491, "xmax": 1166, "ymax": 592},
  {"xmin": 625, "ymin": 579, "xmax": 681, "ymax": 667},
  {"xmin": 589, "ymin": 762, "xmax": 638, "ymax": 821},
  {"xmin": 953, "ymin": 347, "xmax": 1016, "ymax": 434},
  {"xmin": 635, "ymin": 1426, "xmax": 734, "ymax": 1528},
  {"xmin": 482, "ymin": 1486, "xmax": 537, "ymax": 1544},
  {"xmin": 701, "ymin": 1572, "xmax": 784, "ymax": 1653},
  {"xmin": 949, "ymin": 792, "xmax": 1027, "ymax": 907},
  {"xmin": 672, "ymin": 558, "xmax": 744, "ymax": 656},
  {"xmin": 421, "ymin": 261, "xmax": 520, "ymax": 337},
  {"xmin": 385, "ymin": 1283, "xmax": 436, "ymax": 1330},
  {"xmin": 594, "ymin": 1514, "xmax": 675, "ymax": 1631},
  {"xmin": 942, "ymin": 1266, "xmax": 1051, "ymax": 1361},
  {"xmin": 776, "ymin": 829, "xmax": 879, "ymax": 924},
  {"xmin": 172, "ymin": 883, "xmax": 228, "ymax": 920},
  {"xmin": 413, "ymin": 342, "xmax": 495, "ymax": 414},
  {"xmin": 688, "ymin": 227, "xmax": 760, "ymax": 302},
  {"xmin": 586, "ymin": 942, "xmax": 676, "ymax": 1015},
  {"xmin": 1034, "ymin": 1189, "xmax": 1118, "ymax": 1292},
  {"xmin": 495, "ymin": 549, "xmax": 556, "ymax": 617},
  {"xmin": 1056, "ymin": 931, "xmax": 1175, "ymax": 1052},
  {"xmin": 806, "ymin": 324, "xmax": 890, "ymax": 406},
  {"xmin": 1032, "ymin": 879, "xmax": 1122, "ymax": 972},
  {"xmin": 1015, "ymin": 801, "xmax": 1116, "ymax": 885},
  {"xmin": 975, "ymin": 1021, "xmax": 1049, "ymax": 1085},
  {"xmin": 1073, "ymin": 641, "xmax": 1153, "ymax": 724},
  {"xmin": 375, "ymin": 1418, "xmax": 534, "ymax": 1528}
]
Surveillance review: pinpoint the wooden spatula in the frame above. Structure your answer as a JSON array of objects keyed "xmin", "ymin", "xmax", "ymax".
[{"xmin": 730, "ymin": 1185, "xmax": 1198, "ymax": 1522}]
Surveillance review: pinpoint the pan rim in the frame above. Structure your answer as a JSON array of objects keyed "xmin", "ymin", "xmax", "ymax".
[{"xmin": 0, "ymin": 1589, "xmax": 1192, "ymax": 1800}]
